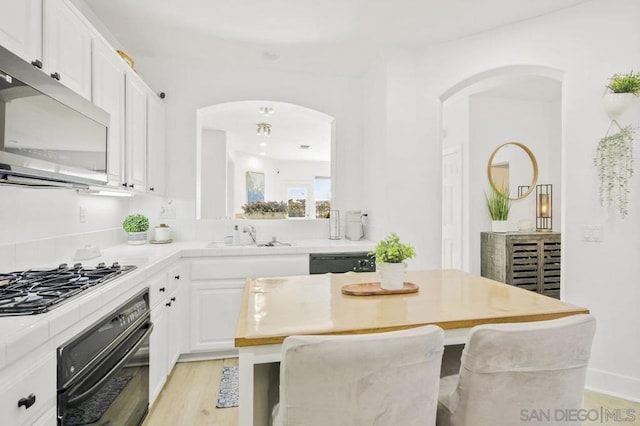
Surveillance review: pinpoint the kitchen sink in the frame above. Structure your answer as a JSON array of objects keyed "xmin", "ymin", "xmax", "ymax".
[{"xmin": 205, "ymin": 240, "xmax": 295, "ymax": 248}]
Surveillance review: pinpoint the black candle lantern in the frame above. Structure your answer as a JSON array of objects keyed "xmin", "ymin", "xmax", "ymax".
[{"xmin": 536, "ymin": 184, "xmax": 552, "ymax": 231}]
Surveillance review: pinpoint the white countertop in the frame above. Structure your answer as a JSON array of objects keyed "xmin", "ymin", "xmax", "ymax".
[{"xmin": 0, "ymin": 239, "xmax": 375, "ymax": 371}]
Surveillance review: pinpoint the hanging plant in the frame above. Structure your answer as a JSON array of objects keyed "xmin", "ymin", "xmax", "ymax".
[{"xmin": 593, "ymin": 125, "xmax": 635, "ymax": 217}]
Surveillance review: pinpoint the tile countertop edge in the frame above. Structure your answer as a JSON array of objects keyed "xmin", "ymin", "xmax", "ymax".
[{"xmin": 0, "ymin": 239, "xmax": 375, "ymax": 370}]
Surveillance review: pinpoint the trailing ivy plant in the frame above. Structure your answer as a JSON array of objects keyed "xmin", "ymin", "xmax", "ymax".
[{"xmin": 593, "ymin": 125, "xmax": 635, "ymax": 217}]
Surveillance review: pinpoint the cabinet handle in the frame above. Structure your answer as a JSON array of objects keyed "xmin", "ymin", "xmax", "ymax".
[
  {"xmin": 50, "ymin": 72, "xmax": 61, "ymax": 80},
  {"xmin": 159, "ymin": 287, "xmax": 166, "ymax": 292},
  {"xmin": 18, "ymin": 393, "xmax": 36, "ymax": 410},
  {"xmin": 166, "ymin": 302, "xmax": 172, "ymax": 307},
  {"xmin": 170, "ymin": 297, "xmax": 176, "ymax": 302},
  {"xmin": 128, "ymin": 183, "xmax": 135, "ymax": 188},
  {"xmin": 122, "ymin": 182, "xmax": 128, "ymax": 187},
  {"xmin": 31, "ymin": 59, "xmax": 42, "ymax": 69},
  {"xmin": 174, "ymin": 275, "xmax": 180, "ymax": 280},
  {"xmin": 149, "ymin": 187, "xmax": 155, "ymax": 191}
]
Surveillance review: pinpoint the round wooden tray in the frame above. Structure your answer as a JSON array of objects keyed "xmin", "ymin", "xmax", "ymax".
[{"xmin": 341, "ymin": 282, "xmax": 419, "ymax": 296}]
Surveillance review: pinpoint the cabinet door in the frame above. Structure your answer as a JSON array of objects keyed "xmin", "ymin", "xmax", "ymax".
[
  {"xmin": 0, "ymin": 0, "xmax": 41, "ymax": 64},
  {"xmin": 125, "ymin": 74, "xmax": 147, "ymax": 191},
  {"xmin": 166, "ymin": 287, "xmax": 181, "ymax": 372},
  {"xmin": 190, "ymin": 280, "xmax": 245, "ymax": 353},
  {"xmin": 147, "ymin": 93, "xmax": 166, "ymax": 196},
  {"xmin": 92, "ymin": 39, "xmax": 126, "ymax": 186},
  {"xmin": 42, "ymin": 0, "xmax": 92, "ymax": 99},
  {"xmin": 149, "ymin": 304, "xmax": 168, "ymax": 406}
]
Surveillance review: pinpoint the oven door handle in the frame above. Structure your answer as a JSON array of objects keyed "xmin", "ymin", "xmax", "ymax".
[{"xmin": 67, "ymin": 323, "xmax": 153, "ymax": 406}]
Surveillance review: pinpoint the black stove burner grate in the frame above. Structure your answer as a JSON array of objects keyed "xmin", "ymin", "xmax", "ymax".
[{"xmin": 0, "ymin": 262, "xmax": 136, "ymax": 316}]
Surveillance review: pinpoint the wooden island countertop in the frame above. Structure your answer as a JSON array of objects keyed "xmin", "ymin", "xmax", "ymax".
[{"xmin": 235, "ymin": 269, "xmax": 589, "ymax": 347}]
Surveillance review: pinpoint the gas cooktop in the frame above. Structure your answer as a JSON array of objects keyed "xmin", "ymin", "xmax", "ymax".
[{"xmin": 0, "ymin": 262, "xmax": 136, "ymax": 316}]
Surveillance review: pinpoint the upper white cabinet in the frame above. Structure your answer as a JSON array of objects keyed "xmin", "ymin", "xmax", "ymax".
[
  {"xmin": 42, "ymin": 0, "xmax": 93, "ymax": 100},
  {"xmin": 92, "ymin": 39, "xmax": 126, "ymax": 187},
  {"xmin": 0, "ymin": 0, "xmax": 42, "ymax": 64},
  {"xmin": 147, "ymin": 94, "xmax": 166, "ymax": 196},
  {"xmin": 125, "ymin": 73, "xmax": 148, "ymax": 192}
]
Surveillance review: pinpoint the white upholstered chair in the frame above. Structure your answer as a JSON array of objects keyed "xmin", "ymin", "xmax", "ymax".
[
  {"xmin": 437, "ymin": 314, "xmax": 596, "ymax": 426},
  {"xmin": 272, "ymin": 325, "xmax": 445, "ymax": 426}
]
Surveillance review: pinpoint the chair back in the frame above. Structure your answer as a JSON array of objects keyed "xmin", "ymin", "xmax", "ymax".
[
  {"xmin": 277, "ymin": 325, "xmax": 444, "ymax": 426},
  {"xmin": 447, "ymin": 314, "xmax": 596, "ymax": 426}
]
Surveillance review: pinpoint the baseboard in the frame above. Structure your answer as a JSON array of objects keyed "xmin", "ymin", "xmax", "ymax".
[
  {"xmin": 177, "ymin": 350, "xmax": 238, "ymax": 363},
  {"xmin": 586, "ymin": 367, "xmax": 640, "ymax": 403}
]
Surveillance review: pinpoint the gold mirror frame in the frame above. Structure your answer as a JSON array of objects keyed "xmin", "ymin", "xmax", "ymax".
[{"xmin": 487, "ymin": 142, "xmax": 538, "ymax": 201}]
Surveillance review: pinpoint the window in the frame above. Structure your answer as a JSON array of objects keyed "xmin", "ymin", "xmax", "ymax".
[
  {"xmin": 314, "ymin": 177, "xmax": 331, "ymax": 218},
  {"xmin": 287, "ymin": 187, "xmax": 307, "ymax": 218}
]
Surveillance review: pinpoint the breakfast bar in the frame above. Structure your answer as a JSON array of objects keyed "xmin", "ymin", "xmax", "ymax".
[{"xmin": 235, "ymin": 269, "xmax": 589, "ymax": 426}]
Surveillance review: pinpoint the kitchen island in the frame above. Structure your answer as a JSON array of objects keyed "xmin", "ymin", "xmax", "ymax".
[{"xmin": 235, "ymin": 269, "xmax": 589, "ymax": 426}]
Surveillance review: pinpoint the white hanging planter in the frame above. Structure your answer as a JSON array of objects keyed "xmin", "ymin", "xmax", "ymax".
[
  {"xmin": 603, "ymin": 93, "xmax": 635, "ymax": 120},
  {"xmin": 379, "ymin": 262, "xmax": 406, "ymax": 290},
  {"xmin": 491, "ymin": 220, "xmax": 508, "ymax": 233}
]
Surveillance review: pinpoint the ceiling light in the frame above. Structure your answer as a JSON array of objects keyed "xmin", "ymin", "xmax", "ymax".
[
  {"xmin": 259, "ymin": 142, "xmax": 267, "ymax": 147},
  {"xmin": 257, "ymin": 122, "xmax": 271, "ymax": 136},
  {"xmin": 299, "ymin": 145, "xmax": 311, "ymax": 150},
  {"xmin": 259, "ymin": 152, "xmax": 267, "ymax": 156},
  {"xmin": 260, "ymin": 107, "xmax": 274, "ymax": 116}
]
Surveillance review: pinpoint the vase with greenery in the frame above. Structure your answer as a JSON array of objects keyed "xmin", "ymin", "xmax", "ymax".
[
  {"xmin": 371, "ymin": 232, "xmax": 416, "ymax": 290},
  {"xmin": 594, "ymin": 125, "xmax": 634, "ymax": 218},
  {"xmin": 486, "ymin": 185, "xmax": 510, "ymax": 232},
  {"xmin": 123, "ymin": 214, "xmax": 149, "ymax": 245},
  {"xmin": 241, "ymin": 200, "xmax": 288, "ymax": 219},
  {"xmin": 604, "ymin": 71, "xmax": 640, "ymax": 120}
]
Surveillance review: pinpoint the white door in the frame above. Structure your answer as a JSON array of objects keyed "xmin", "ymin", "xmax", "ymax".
[
  {"xmin": 442, "ymin": 146, "xmax": 462, "ymax": 269},
  {"xmin": 125, "ymin": 73, "xmax": 147, "ymax": 191},
  {"xmin": 147, "ymin": 94, "xmax": 166, "ymax": 195},
  {"xmin": 0, "ymin": 0, "xmax": 41, "ymax": 64}
]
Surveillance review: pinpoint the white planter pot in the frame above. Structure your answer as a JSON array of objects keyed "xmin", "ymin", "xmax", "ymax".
[
  {"xmin": 127, "ymin": 231, "xmax": 147, "ymax": 245},
  {"xmin": 491, "ymin": 220, "xmax": 508, "ymax": 233},
  {"xmin": 379, "ymin": 262, "xmax": 406, "ymax": 290},
  {"xmin": 603, "ymin": 93, "xmax": 634, "ymax": 120}
]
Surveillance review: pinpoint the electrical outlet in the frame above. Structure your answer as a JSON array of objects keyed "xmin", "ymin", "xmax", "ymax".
[
  {"xmin": 79, "ymin": 206, "xmax": 87, "ymax": 223},
  {"xmin": 159, "ymin": 206, "xmax": 176, "ymax": 220},
  {"xmin": 582, "ymin": 225, "xmax": 603, "ymax": 242}
]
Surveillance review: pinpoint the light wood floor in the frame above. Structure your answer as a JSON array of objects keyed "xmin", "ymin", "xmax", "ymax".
[{"xmin": 145, "ymin": 359, "xmax": 640, "ymax": 426}]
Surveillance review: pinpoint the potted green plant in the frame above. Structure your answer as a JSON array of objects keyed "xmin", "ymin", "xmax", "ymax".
[
  {"xmin": 486, "ymin": 185, "xmax": 510, "ymax": 232},
  {"xmin": 371, "ymin": 233, "xmax": 416, "ymax": 290},
  {"xmin": 594, "ymin": 125, "xmax": 634, "ymax": 218},
  {"xmin": 603, "ymin": 71, "xmax": 640, "ymax": 120},
  {"xmin": 241, "ymin": 201, "xmax": 288, "ymax": 219},
  {"xmin": 123, "ymin": 214, "xmax": 149, "ymax": 245}
]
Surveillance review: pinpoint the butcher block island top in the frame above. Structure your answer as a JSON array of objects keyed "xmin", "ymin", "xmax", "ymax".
[{"xmin": 234, "ymin": 269, "xmax": 589, "ymax": 347}]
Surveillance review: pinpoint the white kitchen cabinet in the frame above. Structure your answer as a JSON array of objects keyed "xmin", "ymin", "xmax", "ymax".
[
  {"xmin": 0, "ymin": 0, "xmax": 42, "ymax": 64},
  {"xmin": 148, "ymin": 262, "xmax": 187, "ymax": 406},
  {"xmin": 125, "ymin": 73, "xmax": 148, "ymax": 192},
  {"xmin": 92, "ymin": 39, "xmax": 126, "ymax": 187},
  {"xmin": 42, "ymin": 0, "xmax": 93, "ymax": 100},
  {"xmin": 146, "ymin": 93, "xmax": 166, "ymax": 196},
  {"xmin": 189, "ymin": 255, "xmax": 308, "ymax": 354},
  {"xmin": 0, "ymin": 352, "xmax": 56, "ymax": 426}
]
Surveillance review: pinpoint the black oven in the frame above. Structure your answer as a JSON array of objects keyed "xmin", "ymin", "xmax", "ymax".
[{"xmin": 57, "ymin": 289, "xmax": 152, "ymax": 426}]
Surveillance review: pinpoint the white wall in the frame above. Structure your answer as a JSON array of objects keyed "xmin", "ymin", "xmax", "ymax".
[
  {"xmin": 200, "ymin": 129, "xmax": 227, "ymax": 219},
  {"xmin": 362, "ymin": 0, "xmax": 640, "ymax": 399}
]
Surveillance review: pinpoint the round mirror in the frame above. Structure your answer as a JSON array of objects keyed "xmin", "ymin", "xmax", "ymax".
[{"xmin": 487, "ymin": 142, "xmax": 538, "ymax": 200}]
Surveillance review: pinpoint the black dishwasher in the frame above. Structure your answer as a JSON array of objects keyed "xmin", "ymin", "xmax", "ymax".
[{"xmin": 309, "ymin": 252, "xmax": 376, "ymax": 274}]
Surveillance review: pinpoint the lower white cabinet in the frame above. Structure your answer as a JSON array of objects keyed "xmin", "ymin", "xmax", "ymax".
[
  {"xmin": 191, "ymin": 280, "xmax": 245, "ymax": 353},
  {"xmin": 189, "ymin": 255, "xmax": 308, "ymax": 354},
  {"xmin": 148, "ymin": 262, "xmax": 188, "ymax": 406},
  {"xmin": 0, "ymin": 352, "xmax": 56, "ymax": 426}
]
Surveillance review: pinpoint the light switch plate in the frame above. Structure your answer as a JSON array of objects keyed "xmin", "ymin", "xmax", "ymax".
[{"xmin": 582, "ymin": 225, "xmax": 603, "ymax": 242}]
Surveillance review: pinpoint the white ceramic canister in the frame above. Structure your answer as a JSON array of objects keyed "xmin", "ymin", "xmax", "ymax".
[{"xmin": 154, "ymin": 224, "xmax": 171, "ymax": 242}]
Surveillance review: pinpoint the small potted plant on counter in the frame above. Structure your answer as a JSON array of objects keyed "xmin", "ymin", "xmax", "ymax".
[
  {"xmin": 486, "ymin": 185, "xmax": 510, "ymax": 233},
  {"xmin": 123, "ymin": 214, "xmax": 149, "ymax": 245},
  {"xmin": 371, "ymin": 232, "xmax": 415, "ymax": 290},
  {"xmin": 241, "ymin": 201, "xmax": 288, "ymax": 219}
]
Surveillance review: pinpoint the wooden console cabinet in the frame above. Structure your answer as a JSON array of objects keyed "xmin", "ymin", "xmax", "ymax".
[{"xmin": 481, "ymin": 232, "xmax": 561, "ymax": 299}]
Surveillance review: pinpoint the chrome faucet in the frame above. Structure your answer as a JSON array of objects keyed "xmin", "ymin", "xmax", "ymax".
[{"xmin": 243, "ymin": 225, "xmax": 257, "ymax": 243}]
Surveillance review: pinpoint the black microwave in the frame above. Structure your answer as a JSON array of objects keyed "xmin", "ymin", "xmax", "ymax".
[{"xmin": 0, "ymin": 44, "xmax": 109, "ymax": 188}]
